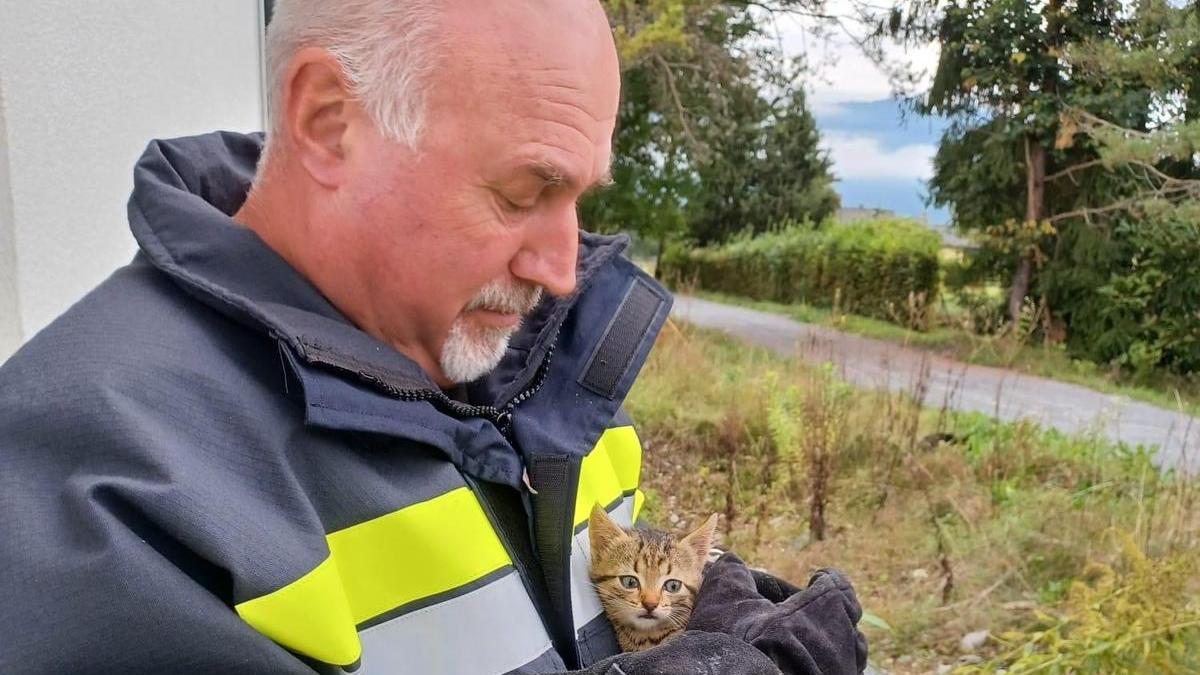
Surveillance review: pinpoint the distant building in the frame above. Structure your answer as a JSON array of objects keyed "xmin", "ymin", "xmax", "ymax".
[
  {"xmin": 927, "ymin": 222, "xmax": 979, "ymax": 252},
  {"xmin": 835, "ymin": 206, "xmax": 896, "ymax": 223}
]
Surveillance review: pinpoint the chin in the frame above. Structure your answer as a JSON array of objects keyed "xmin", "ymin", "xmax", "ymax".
[
  {"xmin": 625, "ymin": 613, "xmax": 668, "ymax": 630},
  {"xmin": 438, "ymin": 322, "xmax": 512, "ymax": 384}
]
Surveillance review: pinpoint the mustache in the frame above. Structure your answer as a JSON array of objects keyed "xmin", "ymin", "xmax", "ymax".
[{"xmin": 465, "ymin": 281, "xmax": 544, "ymax": 316}]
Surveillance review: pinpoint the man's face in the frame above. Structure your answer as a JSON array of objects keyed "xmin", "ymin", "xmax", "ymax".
[{"xmin": 330, "ymin": 1, "xmax": 619, "ymax": 387}]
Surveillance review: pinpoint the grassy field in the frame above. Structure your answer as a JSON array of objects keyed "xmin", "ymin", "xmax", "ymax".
[
  {"xmin": 628, "ymin": 321, "xmax": 1200, "ymax": 673},
  {"xmin": 692, "ymin": 290, "xmax": 1200, "ymax": 418}
]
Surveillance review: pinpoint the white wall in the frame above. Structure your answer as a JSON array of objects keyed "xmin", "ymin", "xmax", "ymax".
[
  {"xmin": 0, "ymin": 71, "xmax": 19, "ymax": 359},
  {"xmin": 0, "ymin": 0, "xmax": 265, "ymax": 363}
]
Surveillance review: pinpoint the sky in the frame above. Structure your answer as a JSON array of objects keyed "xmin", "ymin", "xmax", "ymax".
[{"xmin": 773, "ymin": 9, "xmax": 952, "ymax": 225}]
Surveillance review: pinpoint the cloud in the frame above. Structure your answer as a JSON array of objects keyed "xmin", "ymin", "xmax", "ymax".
[
  {"xmin": 822, "ymin": 132, "xmax": 936, "ymax": 180},
  {"xmin": 765, "ymin": 5, "xmax": 941, "ymax": 113}
]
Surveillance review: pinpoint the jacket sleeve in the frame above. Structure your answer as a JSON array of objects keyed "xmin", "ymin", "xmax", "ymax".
[
  {"xmin": 0, "ymin": 376, "xmax": 316, "ymax": 674},
  {"xmin": 686, "ymin": 554, "xmax": 870, "ymax": 675}
]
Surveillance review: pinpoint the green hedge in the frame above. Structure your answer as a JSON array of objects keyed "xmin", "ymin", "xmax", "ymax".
[
  {"xmin": 1045, "ymin": 215, "xmax": 1200, "ymax": 375},
  {"xmin": 660, "ymin": 219, "xmax": 941, "ymax": 327}
]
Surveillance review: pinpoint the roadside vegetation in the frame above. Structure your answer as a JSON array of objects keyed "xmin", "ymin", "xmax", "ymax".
[
  {"xmin": 599, "ymin": 4, "xmax": 1200, "ymax": 670},
  {"xmin": 659, "ymin": 219, "xmax": 942, "ymax": 328},
  {"xmin": 600, "ymin": 0, "xmax": 1200, "ymax": 418},
  {"xmin": 629, "ymin": 322, "xmax": 1200, "ymax": 674},
  {"xmin": 688, "ymin": 288, "xmax": 1200, "ymax": 417}
]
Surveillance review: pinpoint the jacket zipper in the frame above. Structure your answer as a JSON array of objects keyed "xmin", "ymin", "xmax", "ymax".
[
  {"xmin": 460, "ymin": 471, "xmax": 564, "ymax": 662},
  {"xmin": 378, "ymin": 334, "xmax": 568, "ymax": 656},
  {"xmin": 362, "ymin": 335, "xmax": 558, "ymax": 440}
]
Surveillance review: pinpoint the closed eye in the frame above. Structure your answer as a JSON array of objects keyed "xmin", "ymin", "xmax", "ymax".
[
  {"xmin": 663, "ymin": 579, "xmax": 682, "ymax": 593},
  {"xmin": 496, "ymin": 192, "xmax": 535, "ymax": 214}
]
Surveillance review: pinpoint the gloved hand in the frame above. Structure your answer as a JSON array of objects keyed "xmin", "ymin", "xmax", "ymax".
[
  {"xmin": 687, "ymin": 553, "xmax": 869, "ymax": 675},
  {"xmin": 563, "ymin": 630, "xmax": 782, "ymax": 675},
  {"xmin": 748, "ymin": 566, "xmax": 804, "ymax": 603}
]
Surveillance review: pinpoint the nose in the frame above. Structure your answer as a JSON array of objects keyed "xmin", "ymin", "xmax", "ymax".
[
  {"xmin": 510, "ymin": 205, "xmax": 579, "ymax": 298},
  {"xmin": 641, "ymin": 596, "xmax": 660, "ymax": 613}
]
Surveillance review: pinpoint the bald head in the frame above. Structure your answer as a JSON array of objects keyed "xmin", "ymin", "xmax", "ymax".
[
  {"xmin": 241, "ymin": 1, "xmax": 621, "ymax": 387},
  {"xmin": 261, "ymin": 0, "xmax": 617, "ymax": 166}
]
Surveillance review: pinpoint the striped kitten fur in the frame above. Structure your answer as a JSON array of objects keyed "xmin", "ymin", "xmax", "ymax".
[{"xmin": 587, "ymin": 504, "xmax": 718, "ymax": 652}]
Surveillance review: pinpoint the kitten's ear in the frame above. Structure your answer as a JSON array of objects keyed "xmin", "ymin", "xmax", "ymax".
[
  {"xmin": 589, "ymin": 503, "xmax": 629, "ymax": 554},
  {"xmin": 680, "ymin": 513, "xmax": 719, "ymax": 561}
]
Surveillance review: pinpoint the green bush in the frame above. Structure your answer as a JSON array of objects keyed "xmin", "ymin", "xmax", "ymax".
[
  {"xmin": 1043, "ymin": 215, "xmax": 1200, "ymax": 376},
  {"xmin": 960, "ymin": 533, "xmax": 1200, "ymax": 675},
  {"xmin": 660, "ymin": 219, "xmax": 941, "ymax": 327}
]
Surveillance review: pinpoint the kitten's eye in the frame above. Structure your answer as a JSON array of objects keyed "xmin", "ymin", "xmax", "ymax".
[
  {"xmin": 619, "ymin": 575, "xmax": 640, "ymax": 590},
  {"xmin": 663, "ymin": 579, "xmax": 683, "ymax": 593}
]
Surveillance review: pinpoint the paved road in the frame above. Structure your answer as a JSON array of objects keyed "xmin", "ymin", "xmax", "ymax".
[{"xmin": 672, "ymin": 295, "xmax": 1198, "ymax": 473}]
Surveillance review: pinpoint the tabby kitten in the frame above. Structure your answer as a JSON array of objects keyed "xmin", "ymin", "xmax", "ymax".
[{"xmin": 587, "ymin": 504, "xmax": 719, "ymax": 652}]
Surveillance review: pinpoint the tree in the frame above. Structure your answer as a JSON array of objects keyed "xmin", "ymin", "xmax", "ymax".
[
  {"xmin": 583, "ymin": 0, "xmax": 839, "ymax": 258},
  {"xmin": 1054, "ymin": 1, "xmax": 1200, "ymax": 222},
  {"xmin": 884, "ymin": 0, "xmax": 1200, "ymax": 371},
  {"xmin": 878, "ymin": 0, "xmax": 1198, "ymax": 327},
  {"xmin": 918, "ymin": 0, "xmax": 1129, "ymax": 325},
  {"xmin": 582, "ymin": 0, "xmax": 754, "ymax": 258},
  {"xmin": 1045, "ymin": 2, "xmax": 1200, "ymax": 374},
  {"xmin": 688, "ymin": 73, "xmax": 839, "ymax": 245}
]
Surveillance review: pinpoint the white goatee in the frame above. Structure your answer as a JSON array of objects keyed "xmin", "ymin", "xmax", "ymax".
[{"xmin": 439, "ymin": 281, "xmax": 544, "ymax": 384}]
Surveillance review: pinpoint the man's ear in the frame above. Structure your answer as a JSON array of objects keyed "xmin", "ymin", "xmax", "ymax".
[
  {"xmin": 280, "ymin": 47, "xmax": 355, "ymax": 188},
  {"xmin": 680, "ymin": 514, "xmax": 719, "ymax": 561},
  {"xmin": 589, "ymin": 503, "xmax": 629, "ymax": 555}
]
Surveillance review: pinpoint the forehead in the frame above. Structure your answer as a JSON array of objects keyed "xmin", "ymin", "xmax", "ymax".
[
  {"xmin": 619, "ymin": 531, "xmax": 680, "ymax": 563},
  {"xmin": 432, "ymin": 1, "xmax": 619, "ymax": 183}
]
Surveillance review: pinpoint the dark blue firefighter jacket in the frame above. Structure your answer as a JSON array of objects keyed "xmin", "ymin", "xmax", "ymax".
[{"xmin": 0, "ymin": 131, "xmax": 682, "ymax": 673}]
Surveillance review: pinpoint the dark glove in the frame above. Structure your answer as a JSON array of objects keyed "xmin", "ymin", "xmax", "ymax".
[
  {"xmin": 563, "ymin": 630, "xmax": 782, "ymax": 675},
  {"xmin": 687, "ymin": 553, "xmax": 869, "ymax": 675},
  {"xmin": 749, "ymin": 566, "xmax": 804, "ymax": 603}
]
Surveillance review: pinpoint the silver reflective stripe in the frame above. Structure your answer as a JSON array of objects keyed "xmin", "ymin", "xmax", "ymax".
[
  {"xmin": 356, "ymin": 570, "xmax": 553, "ymax": 675},
  {"xmin": 570, "ymin": 496, "xmax": 636, "ymax": 630}
]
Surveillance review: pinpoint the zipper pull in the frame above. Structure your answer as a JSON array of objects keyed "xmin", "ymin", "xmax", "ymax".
[
  {"xmin": 495, "ymin": 409, "xmax": 514, "ymax": 438},
  {"xmin": 522, "ymin": 468, "xmax": 539, "ymax": 495}
]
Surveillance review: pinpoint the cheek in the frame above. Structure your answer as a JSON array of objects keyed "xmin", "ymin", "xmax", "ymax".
[
  {"xmin": 354, "ymin": 185, "xmax": 519, "ymax": 303},
  {"xmin": 409, "ymin": 187, "xmax": 524, "ymax": 274},
  {"xmin": 613, "ymin": 586, "xmax": 641, "ymax": 606}
]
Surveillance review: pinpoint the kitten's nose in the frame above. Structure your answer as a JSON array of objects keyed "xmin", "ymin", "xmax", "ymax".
[{"xmin": 641, "ymin": 598, "xmax": 659, "ymax": 613}]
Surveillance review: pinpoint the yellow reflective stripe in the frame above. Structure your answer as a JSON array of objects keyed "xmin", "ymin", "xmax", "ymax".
[
  {"xmin": 328, "ymin": 487, "xmax": 511, "ymax": 624},
  {"xmin": 573, "ymin": 425, "xmax": 644, "ymax": 527},
  {"xmin": 603, "ymin": 426, "xmax": 642, "ymax": 493},
  {"xmin": 234, "ymin": 487, "xmax": 511, "ymax": 666},
  {"xmin": 235, "ymin": 556, "xmax": 361, "ymax": 666},
  {"xmin": 574, "ymin": 437, "xmax": 624, "ymax": 527},
  {"xmin": 633, "ymin": 488, "xmax": 646, "ymax": 522}
]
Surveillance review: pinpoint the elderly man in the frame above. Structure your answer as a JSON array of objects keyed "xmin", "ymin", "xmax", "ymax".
[{"xmin": 0, "ymin": 1, "xmax": 867, "ymax": 673}]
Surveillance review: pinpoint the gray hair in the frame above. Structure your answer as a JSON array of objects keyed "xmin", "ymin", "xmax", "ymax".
[{"xmin": 261, "ymin": 0, "xmax": 441, "ymax": 166}]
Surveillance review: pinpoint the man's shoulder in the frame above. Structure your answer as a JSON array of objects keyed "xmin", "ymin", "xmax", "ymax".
[{"xmin": 0, "ymin": 259, "xmax": 281, "ymax": 433}]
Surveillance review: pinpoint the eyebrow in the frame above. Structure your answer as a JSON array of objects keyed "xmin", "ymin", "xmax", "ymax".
[
  {"xmin": 530, "ymin": 161, "xmax": 567, "ymax": 188},
  {"xmin": 529, "ymin": 160, "xmax": 614, "ymax": 194},
  {"xmin": 583, "ymin": 171, "xmax": 615, "ymax": 199}
]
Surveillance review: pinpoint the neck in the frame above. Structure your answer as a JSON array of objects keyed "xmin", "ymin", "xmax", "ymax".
[
  {"xmin": 235, "ymin": 171, "xmax": 453, "ymax": 390},
  {"xmin": 234, "ymin": 170, "xmax": 304, "ymax": 273}
]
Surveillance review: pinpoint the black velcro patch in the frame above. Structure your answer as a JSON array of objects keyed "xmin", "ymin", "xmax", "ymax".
[{"xmin": 579, "ymin": 278, "xmax": 664, "ymax": 400}]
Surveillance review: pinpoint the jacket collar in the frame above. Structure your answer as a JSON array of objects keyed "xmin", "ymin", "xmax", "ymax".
[{"xmin": 126, "ymin": 131, "xmax": 631, "ymax": 403}]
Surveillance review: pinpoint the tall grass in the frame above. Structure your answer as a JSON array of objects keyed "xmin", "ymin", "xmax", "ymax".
[{"xmin": 628, "ymin": 321, "xmax": 1200, "ymax": 673}]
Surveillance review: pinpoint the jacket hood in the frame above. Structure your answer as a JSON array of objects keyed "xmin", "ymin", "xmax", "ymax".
[{"xmin": 127, "ymin": 131, "xmax": 631, "ymax": 402}]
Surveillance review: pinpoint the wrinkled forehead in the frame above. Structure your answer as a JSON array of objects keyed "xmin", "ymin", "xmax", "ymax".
[{"xmin": 433, "ymin": 1, "xmax": 619, "ymax": 176}]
